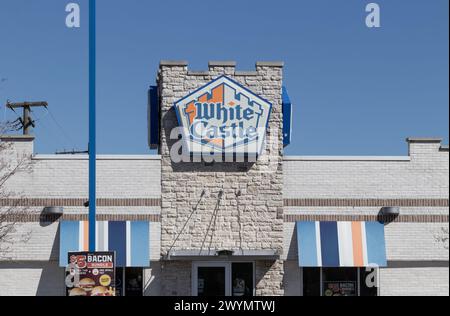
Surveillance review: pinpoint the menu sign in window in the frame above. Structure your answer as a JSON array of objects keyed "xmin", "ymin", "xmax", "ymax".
[
  {"xmin": 65, "ymin": 251, "xmax": 116, "ymax": 297},
  {"xmin": 323, "ymin": 281, "xmax": 357, "ymax": 296}
]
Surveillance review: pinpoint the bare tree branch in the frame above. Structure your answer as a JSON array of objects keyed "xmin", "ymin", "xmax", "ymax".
[
  {"xmin": 0, "ymin": 121, "xmax": 34, "ymax": 259},
  {"xmin": 435, "ymin": 227, "xmax": 449, "ymax": 250}
]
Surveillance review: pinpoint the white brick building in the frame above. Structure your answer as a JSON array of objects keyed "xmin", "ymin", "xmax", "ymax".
[{"xmin": 0, "ymin": 61, "xmax": 448, "ymax": 296}]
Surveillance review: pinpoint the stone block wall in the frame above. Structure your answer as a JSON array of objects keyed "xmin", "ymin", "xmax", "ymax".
[{"xmin": 157, "ymin": 61, "xmax": 285, "ymax": 295}]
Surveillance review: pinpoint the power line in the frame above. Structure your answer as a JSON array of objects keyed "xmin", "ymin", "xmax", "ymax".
[
  {"xmin": 44, "ymin": 106, "xmax": 75, "ymax": 145},
  {"xmin": 5, "ymin": 100, "xmax": 84, "ymax": 154},
  {"xmin": 30, "ymin": 107, "xmax": 50, "ymax": 123},
  {"xmin": 36, "ymin": 109, "xmax": 82, "ymax": 152}
]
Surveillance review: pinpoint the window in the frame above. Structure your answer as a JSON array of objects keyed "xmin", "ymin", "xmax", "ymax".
[
  {"xmin": 115, "ymin": 267, "xmax": 143, "ymax": 296},
  {"xmin": 198, "ymin": 266, "xmax": 226, "ymax": 296},
  {"xmin": 192, "ymin": 262, "xmax": 255, "ymax": 296},
  {"xmin": 303, "ymin": 267, "xmax": 378, "ymax": 296},
  {"xmin": 322, "ymin": 268, "xmax": 358, "ymax": 296},
  {"xmin": 303, "ymin": 267, "xmax": 321, "ymax": 296},
  {"xmin": 232, "ymin": 263, "xmax": 254, "ymax": 297}
]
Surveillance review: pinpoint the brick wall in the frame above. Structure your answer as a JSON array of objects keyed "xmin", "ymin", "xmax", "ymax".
[
  {"xmin": 0, "ymin": 261, "xmax": 65, "ymax": 296},
  {"xmin": 282, "ymin": 140, "xmax": 449, "ymax": 296},
  {"xmin": 380, "ymin": 267, "xmax": 449, "ymax": 296},
  {"xmin": 3, "ymin": 155, "xmax": 161, "ymax": 199},
  {"xmin": 385, "ymin": 222, "xmax": 449, "ymax": 261},
  {"xmin": 282, "ymin": 264, "xmax": 450, "ymax": 296},
  {"xmin": 284, "ymin": 140, "xmax": 448, "ymax": 199},
  {"xmin": 0, "ymin": 262, "xmax": 163, "ymax": 296}
]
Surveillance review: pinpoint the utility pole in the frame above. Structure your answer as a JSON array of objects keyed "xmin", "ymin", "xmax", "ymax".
[{"xmin": 6, "ymin": 101, "xmax": 48, "ymax": 135}]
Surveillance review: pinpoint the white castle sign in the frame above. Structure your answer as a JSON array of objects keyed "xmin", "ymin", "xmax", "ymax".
[{"xmin": 174, "ymin": 76, "xmax": 272, "ymax": 157}]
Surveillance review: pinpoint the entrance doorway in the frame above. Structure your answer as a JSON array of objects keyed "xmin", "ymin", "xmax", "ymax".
[
  {"xmin": 192, "ymin": 262, "xmax": 254, "ymax": 297},
  {"xmin": 115, "ymin": 267, "xmax": 143, "ymax": 296}
]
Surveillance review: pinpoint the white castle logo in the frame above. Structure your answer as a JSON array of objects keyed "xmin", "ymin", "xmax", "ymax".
[{"xmin": 174, "ymin": 76, "xmax": 272, "ymax": 156}]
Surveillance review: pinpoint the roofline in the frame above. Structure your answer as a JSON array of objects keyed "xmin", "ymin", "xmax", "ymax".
[
  {"xmin": 32, "ymin": 154, "xmax": 414, "ymax": 162},
  {"xmin": 0, "ymin": 135, "xmax": 35, "ymax": 141},
  {"xmin": 283, "ymin": 156, "xmax": 411, "ymax": 162},
  {"xmin": 406, "ymin": 137, "xmax": 443, "ymax": 143},
  {"xmin": 32, "ymin": 154, "xmax": 161, "ymax": 161}
]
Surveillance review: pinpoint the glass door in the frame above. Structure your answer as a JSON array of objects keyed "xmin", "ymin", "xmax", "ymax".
[
  {"xmin": 192, "ymin": 262, "xmax": 231, "ymax": 296},
  {"xmin": 114, "ymin": 267, "xmax": 143, "ymax": 296},
  {"xmin": 198, "ymin": 266, "xmax": 226, "ymax": 296},
  {"xmin": 124, "ymin": 268, "xmax": 143, "ymax": 296},
  {"xmin": 192, "ymin": 262, "xmax": 255, "ymax": 297},
  {"xmin": 231, "ymin": 263, "xmax": 254, "ymax": 297}
]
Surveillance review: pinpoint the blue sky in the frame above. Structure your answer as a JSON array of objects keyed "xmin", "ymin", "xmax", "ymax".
[{"xmin": 0, "ymin": 0, "xmax": 448, "ymax": 155}]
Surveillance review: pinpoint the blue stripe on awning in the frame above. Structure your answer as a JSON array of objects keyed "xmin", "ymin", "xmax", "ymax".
[
  {"xmin": 108, "ymin": 221, "xmax": 127, "ymax": 267},
  {"xmin": 59, "ymin": 221, "xmax": 150, "ymax": 268},
  {"xmin": 296, "ymin": 221, "xmax": 387, "ymax": 267},
  {"xmin": 130, "ymin": 221, "xmax": 150, "ymax": 267},
  {"xmin": 320, "ymin": 222, "xmax": 340, "ymax": 267},
  {"xmin": 296, "ymin": 221, "xmax": 318, "ymax": 267},
  {"xmin": 59, "ymin": 221, "xmax": 79, "ymax": 267},
  {"xmin": 365, "ymin": 221, "xmax": 387, "ymax": 267}
]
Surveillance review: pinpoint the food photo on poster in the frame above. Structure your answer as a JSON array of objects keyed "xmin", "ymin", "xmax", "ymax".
[{"xmin": 66, "ymin": 252, "xmax": 116, "ymax": 297}]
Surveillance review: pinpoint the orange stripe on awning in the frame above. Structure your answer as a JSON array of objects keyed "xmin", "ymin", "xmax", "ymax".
[
  {"xmin": 351, "ymin": 221, "xmax": 364, "ymax": 266},
  {"xmin": 83, "ymin": 221, "xmax": 89, "ymax": 251}
]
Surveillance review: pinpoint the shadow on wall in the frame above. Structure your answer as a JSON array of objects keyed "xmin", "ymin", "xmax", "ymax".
[
  {"xmin": 0, "ymin": 223, "xmax": 64, "ymax": 296},
  {"xmin": 36, "ymin": 223, "xmax": 64, "ymax": 296},
  {"xmin": 255, "ymin": 260, "xmax": 283, "ymax": 296},
  {"xmin": 143, "ymin": 262, "xmax": 162, "ymax": 296},
  {"xmin": 283, "ymin": 225, "xmax": 301, "ymax": 296},
  {"xmin": 37, "ymin": 261, "xmax": 65, "ymax": 296},
  {"xmin": 286, "ymin": 224, "xmax": 298, "ymax": 261},
  {"xmin": 0, "ymin": 260, "xmax": 64, "ymax": 297}
]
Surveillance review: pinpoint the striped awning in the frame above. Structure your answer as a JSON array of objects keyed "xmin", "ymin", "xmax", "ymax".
[
  {"xmin": 59, "ymin": 221, "xmax": 150, "ymax": 267},
  {"xmin": 296, "ymin": 221, "xmax": 387, "ymax": 267}
]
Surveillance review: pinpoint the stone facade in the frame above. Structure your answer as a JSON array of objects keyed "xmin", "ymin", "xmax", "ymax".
[{"xmin": 157, "ymin": 61, "xmax": 285, "ymax": 295}]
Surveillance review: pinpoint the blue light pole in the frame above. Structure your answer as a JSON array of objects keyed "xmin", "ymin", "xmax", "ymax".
[{"xmin": 89, "ymin": 0, "xmax": 96, "ymax": 252}]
